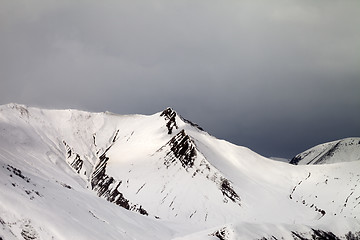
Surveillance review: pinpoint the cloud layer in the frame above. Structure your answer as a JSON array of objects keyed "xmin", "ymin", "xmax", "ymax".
[{"xmin": 1, "ymin": 0, "xmax": 359, "ymax": 157}]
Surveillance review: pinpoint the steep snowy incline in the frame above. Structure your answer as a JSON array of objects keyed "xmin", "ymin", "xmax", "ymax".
[
  {"xmin": 0, "ymin": 150, "xmax": 175, "ymax": 240},
  {"xmin": 181, "ymin": 126, "xmax": 360, "ymax": 223},
  {"xmin": 0, "ymin": 104, "xmax": 175, "ymax": 240},
  {"xmin": 0, "ymin": 103, "xmax": 359, "ymax": 240},
  {"xmin": 89, "ymin": 107, "xmax": 246, "ymax": 225},
  {"xmin": 290, "ymin": 138, "xmax": 360, "ymax": 165}
]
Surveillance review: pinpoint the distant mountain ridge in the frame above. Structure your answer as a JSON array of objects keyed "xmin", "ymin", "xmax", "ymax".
[
  {"xmin": 0, "ymin": 103, "xmax": 359, "ymax": 240},
  {"xmin": 290, "ymin": 138, "xmax": 360, "ymax": 165}
]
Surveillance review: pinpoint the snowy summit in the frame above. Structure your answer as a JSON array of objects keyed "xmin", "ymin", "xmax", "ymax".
[{"xmin": 0, "ymin": 103, "xmax": 359, "ymax": 240}]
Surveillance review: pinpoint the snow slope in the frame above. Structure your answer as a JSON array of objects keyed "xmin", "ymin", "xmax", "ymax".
[
  {"xmin": 290, "ymin": 138, "xmax": 360, "ymax": 165},
  {"xmin": 0, "ymin": 103, "xmax": 359, "ymax": 240}
]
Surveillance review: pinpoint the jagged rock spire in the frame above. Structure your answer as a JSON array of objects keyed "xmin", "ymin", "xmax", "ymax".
[{"xmin": 160, "ymin": 107, "xmax": 178, "ymax": 134}]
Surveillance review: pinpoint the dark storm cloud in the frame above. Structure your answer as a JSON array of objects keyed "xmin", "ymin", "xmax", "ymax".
[{"xmin": 1, "ymin": 0, "xmax": 359, "ymax": 158}]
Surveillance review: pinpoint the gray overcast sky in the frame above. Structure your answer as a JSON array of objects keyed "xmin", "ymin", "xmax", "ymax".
[{"xmin": 1, "ymin": 0, "xmax": 359, "ymax": 158}]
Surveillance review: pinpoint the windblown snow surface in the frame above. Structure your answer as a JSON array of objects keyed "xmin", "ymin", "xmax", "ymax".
[
  {"xmin": 290, "ymin": 138, "xmax": 360, "ymax": 165},
  {"xmin": 0, "ymin": 103, "xmax": 359, "ymax": 240}
]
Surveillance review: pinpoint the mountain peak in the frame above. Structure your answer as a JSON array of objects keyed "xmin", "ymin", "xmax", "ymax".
[
  {"xmin": 0, "ymin": 104, "xmax": 359, "ymax": 239},
  {"xmin": 160, "ymin": 107, "xmax": 178, "ymax": 134}
]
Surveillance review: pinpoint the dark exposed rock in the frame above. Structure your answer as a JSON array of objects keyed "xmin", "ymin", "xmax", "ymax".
[
  {"xmin": 220, "ymin": 231, "xmax": 359, "ymax": 240},
  {"xmin": 137, "ymin": 206, "xmax": 148, "ymax": 216},
  {"xmin": 70, "ymin": 154, "xmax": 83, "ymax": 174},
  {"xmin": 292, "ymin": 231, "xmax": 308, "ymax": 240},
  {"xmin": 210, "ymin": 227, "xmax": 229, "ymax": 240},
  {"xmin": 93, "ymin": 134, "xmax": 97, "ymax": 146},
  {"xmin": 290, "ymin": 156, "xmax": 302, "ymax": 165},
  {"xmin": 58, "ymin": 181, "xmax": 72, "ymax": 189},
  {"xmin": 6, "ymin": 165, "xmax": 30, "ymax": 183},
  {"xmin": 160, "ymin": 108, "xmax": 178, "ymax": 134},
  {"xmin": 112, "ymin": 129, "xmax": 120, "ymax": 143},
  {"xmin": 161, "ymin": 107, "xmax": 205, "ymax": 133},
  {"xmin": 311, "ymin": 229, "xmax": 339, "ymax": 240},
  {"xmin": 290, "ymin": 149, "xmax": 317, "ymax": 165},
  {"xmin": 63, "ymin": 141, "xmax": 72, "ymax": 158},
  {"xmin": 161, "ymin": 130, "xmax": 241, "ymax": 205},
  {"xmin": 289, "ymin": 177, "xmax": 327, "ymax": 217},
  {"xmin": 21, "ymin": 222, "xmax": 38, "ymax": 240},
  {"xmin": 164, "ymin": 130, "xmax": 197, "ymax": 169},
  {"xmin": 291, "ymin": 229, "xmax": 343, "ymax": 240},
  {"xmin": 220, "ymin": 178, "xmax": 241, "ymax": 205},
  {"xmin": 11, "ymin": 104, "xmax": 29, "ymax": 118},
  {"xmin": 345, "ymin": 231, "xmax": 360, "ymax": 240},
  {"xmin": 91, "ymin": 149, "xmax": 149, "ymax": 216},
  {"xmin": 21, "ymin": 229, "xmax": 37, "ymax": 240},
  {"xmin": 63, "ymin": 141, "xmax": 84, "ymax": 174},
  {"xmin": 64, "ymin": 130, "xmax": 149, "ymax": 216}
]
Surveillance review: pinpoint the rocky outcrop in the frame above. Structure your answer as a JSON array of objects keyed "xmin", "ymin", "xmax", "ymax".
[
  {"xmin": 220, "ymin": 178, "xmax": 241, "ymax": 204},
  {"xmin": 164, "ymin": 130, "xmax": 197, "ymax": 169},
  {"xmin": 63, "ymin": 141, "xmax": 84, "ymax": 174},
  {"xmin": 289, "ymin": 156, "xmax": 301, "ymax": 165},
  {"xmin": 91, "ymin": 147, "xmax": 148, "ymax": 216},
  {"xmin": 21, "ymin": 220, "xmax": 38, "ymax": 240},
  {"xmin": 160, "ymin": 108, "xmax": 178, "ymax": 134},
  {"xmin": 210, "ymin": 227, "xmax": 230, "ymax": 240},
  {"xmin": 160, "ymin": 130, "xmax": 241, "ymax": 206}
]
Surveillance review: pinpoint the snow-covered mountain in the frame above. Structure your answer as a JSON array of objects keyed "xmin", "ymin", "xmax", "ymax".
[
  {"xmin": 0, "ymin": 103, "xmax": 359, "ymax": 240},
  {"xmin": 290, "ymin": 138, "xmax": 360, "ymax": 165}
]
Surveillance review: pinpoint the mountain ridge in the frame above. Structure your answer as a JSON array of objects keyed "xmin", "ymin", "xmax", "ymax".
[
  {"xmin": 290, "ymin": 138, "xmax": 360, "ymax": 165},
  {"xmin": 0, "ymin": 103, "xmax": 359, "ymax": 240}
]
